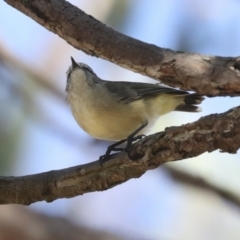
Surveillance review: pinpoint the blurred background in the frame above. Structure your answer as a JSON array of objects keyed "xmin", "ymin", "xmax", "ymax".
[{"xmin": 1, "ymin": 0, "xmax": 240, "ymax": 239}]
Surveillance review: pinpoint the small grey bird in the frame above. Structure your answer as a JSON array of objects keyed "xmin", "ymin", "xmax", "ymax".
[{"xmin": 66, "ymin": 57, "xmax": 204, "ymax": 160}]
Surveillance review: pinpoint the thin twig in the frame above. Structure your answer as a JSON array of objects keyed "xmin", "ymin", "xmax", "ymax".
[{"xmin": 165, "ymin": 166, "xmax": 240, "ymax": 209}]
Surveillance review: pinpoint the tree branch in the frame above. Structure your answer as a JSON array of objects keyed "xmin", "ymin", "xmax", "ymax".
[
  {"xmin": 165, "ymin": 166, "xmax": 240, "ymax": 209},
  {"xmin": 1, "ymin": 106, "xmax": 240, "ymax": 205},
  {"xmin": 4, "ymin": 0, "xmax": 240, "ymax": 96}
]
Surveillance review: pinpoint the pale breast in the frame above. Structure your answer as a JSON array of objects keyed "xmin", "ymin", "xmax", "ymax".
[{"xmin": 68, "ymin": 91, "xmax": 149, "ymax": 141}]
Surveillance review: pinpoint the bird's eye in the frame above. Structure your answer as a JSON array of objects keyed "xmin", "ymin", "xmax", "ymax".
[
  {"xmin": 83, "ymin": 65, "xmax": 94, "ymax": 74},
  {"xmin": 81, "ymin": 64, "xmax": 96, "ymax": 76}
]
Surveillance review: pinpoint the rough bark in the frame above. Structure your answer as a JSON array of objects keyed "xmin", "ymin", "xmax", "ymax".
[
  {"xmin": 0, "ymin": 106, "xmax": 240, "ymax": 205},
  {"xmin": 4, "ymin": 0, "xmax": 240, "ymax": 96}
]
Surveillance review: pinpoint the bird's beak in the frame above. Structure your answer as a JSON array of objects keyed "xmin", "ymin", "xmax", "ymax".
[{"xmin": 71, "ymin": 57, "xmax": 79, "ymax": 69}]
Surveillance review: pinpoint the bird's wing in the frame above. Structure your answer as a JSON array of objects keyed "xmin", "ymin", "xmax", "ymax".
[{"xmin": 103, "ymin": 81, "xmax": 189, "ymax": 103}]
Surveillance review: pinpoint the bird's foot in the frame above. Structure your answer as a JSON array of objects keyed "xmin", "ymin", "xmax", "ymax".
[{"xmin": 99, "ymin": 122, "xmax": 148, "ymax": 165}]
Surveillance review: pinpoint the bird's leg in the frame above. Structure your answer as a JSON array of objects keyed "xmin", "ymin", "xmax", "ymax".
[
  {"xmin": 100, "ymin": 139, "xmax": 125, "ymax": 159},
  {"xmin": 99, "ymin": 139, "xmax": 126, "ymax": 164},
  {"xmin": 99, "ymin": 122, "xmax": 148, "ymax": 164},
  {"xmin": 125, "ymin": 121, "xmax": 148, "ymax": 152}
]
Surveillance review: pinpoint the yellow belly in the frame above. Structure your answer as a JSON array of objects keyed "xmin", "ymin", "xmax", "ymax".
[
  {"xmin": 69, "ymin": 93, "xmax": 183, "ymax": 141},
  {"xmin": 71, "ymin": 100, "xmax": 147, "ymax": 141}
]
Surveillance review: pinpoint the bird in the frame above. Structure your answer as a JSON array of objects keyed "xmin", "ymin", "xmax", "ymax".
[{"xmin": 66, "ymin": 57, "xmax": 204, "ymax": 161}]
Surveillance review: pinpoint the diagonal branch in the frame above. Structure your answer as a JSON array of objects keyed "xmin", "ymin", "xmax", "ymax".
[
  {"xmin": 165, "ymin": 166, "xmax": 240, "ymax": 209},
  {"xmin": 0, "ymin": 106, "xmax": 240, "ymax": 205},
  {"xmin": 4, "ymin": 0, "xmax": 240, "ymax": 96}
]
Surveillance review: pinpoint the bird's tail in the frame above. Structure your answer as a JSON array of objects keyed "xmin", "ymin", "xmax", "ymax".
[{"xmin": 174, "ymin": 94, "xmax": 204, "ymax": 112}]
